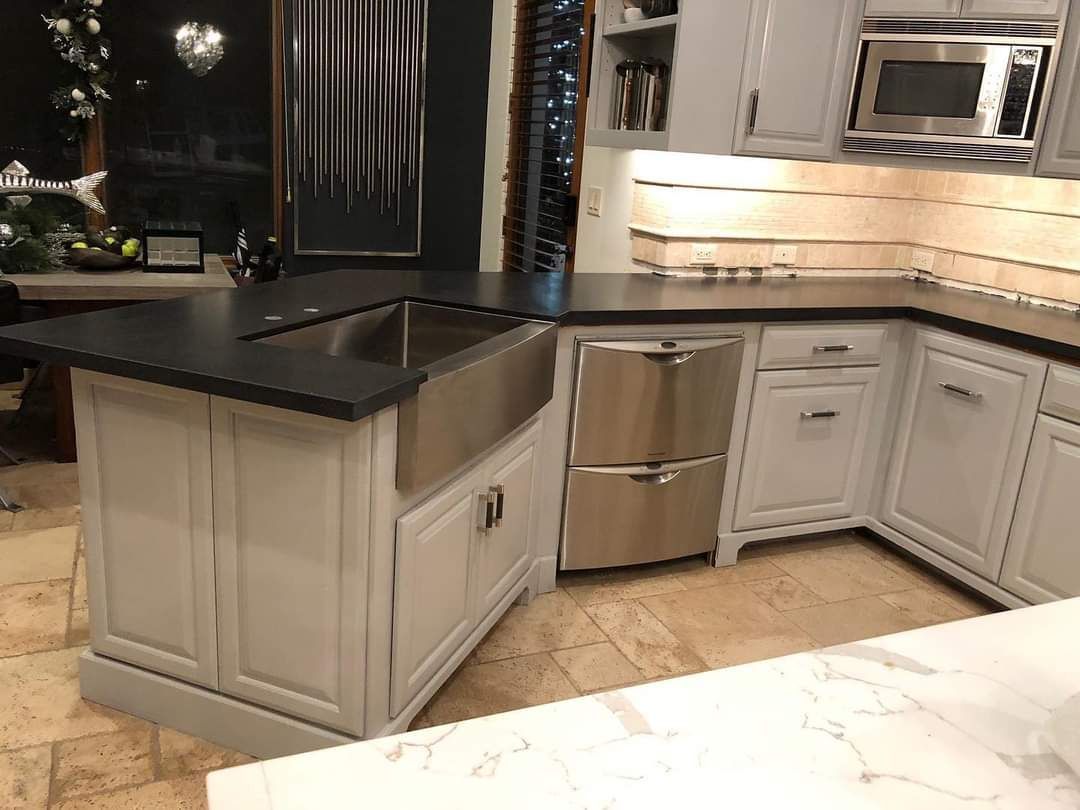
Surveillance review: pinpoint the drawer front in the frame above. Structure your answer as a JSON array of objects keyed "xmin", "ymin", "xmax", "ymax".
[
  {"xmin": 562, "ymin": 456, "xmax": 727, "ymax": 570},
  {"xmin": 758, "ymin": 323, "xmax": 888, "ymax": 370},
  {"xmin": 882, "ymin": 330, "xmax": 1046, "ymax": 580},
  {"xmin": 569, "ymin": 336, "xmax": 744, "ymax": 466},
  {"xmin": 734, "ymin": 367, "xmax": 880, "ymax": 531},
  {"xmin": 1042, "ymin": 365, "xmax": 1080, "ymax": 424}
]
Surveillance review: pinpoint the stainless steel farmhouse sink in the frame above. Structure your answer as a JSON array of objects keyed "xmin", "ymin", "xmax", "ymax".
[{"xmin": 257, "ymin": 302, "xmax": 557, "ymax": 490}]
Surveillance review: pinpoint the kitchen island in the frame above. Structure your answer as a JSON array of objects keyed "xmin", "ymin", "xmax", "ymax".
[{"xmin": 208, "ymin": 598, "xmax": 1080, "ymax": 809}]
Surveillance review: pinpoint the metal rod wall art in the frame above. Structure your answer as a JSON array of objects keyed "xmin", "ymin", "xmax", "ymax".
[{"xmin": 293, "ymin": 0, "xmax": 427, "ymax": 230}]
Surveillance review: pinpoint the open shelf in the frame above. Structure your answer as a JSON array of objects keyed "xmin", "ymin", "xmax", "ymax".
[{"xmin": 603, "ymin": 14, "xmax": 679, "ymax": 40}]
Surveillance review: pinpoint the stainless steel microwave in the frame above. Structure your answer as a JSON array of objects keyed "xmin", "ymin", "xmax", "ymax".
[{"xmin": 844, "ymin": 18, "xmax": 1063, "ymax": 162}]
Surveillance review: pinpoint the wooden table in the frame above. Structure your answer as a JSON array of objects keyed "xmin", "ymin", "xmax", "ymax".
[{"xmin": 6, "ymin": 255, "xmax": 236, "ymax": 461}]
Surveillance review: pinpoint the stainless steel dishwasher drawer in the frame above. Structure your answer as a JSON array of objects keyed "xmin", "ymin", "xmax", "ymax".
[
  {"xmin": 561, "ymin": 455, "xmax": 727, "ymax": 570},
  {"xmin": 568, "ymin": 336, "xmax": 744, "ymax": 466}
]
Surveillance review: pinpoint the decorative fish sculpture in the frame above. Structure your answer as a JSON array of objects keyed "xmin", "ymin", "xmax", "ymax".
[{"xmin": 0, "ymin": 161, "xmax": 108, "ymax": 215}]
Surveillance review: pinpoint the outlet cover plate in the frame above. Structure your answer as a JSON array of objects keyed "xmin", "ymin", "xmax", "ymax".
[
  {"xmin": 586, "ymin": 186, "xmax": 603, "ymax": 217},
  {"xmin": 690, "ymin": 243, "xmax": 718, "ymax": 266},
  {"xmin": 771, "ymin": 244, "xmax": 798, "ymax": 266},
  {"xmin": 911, "ymin": 249, "xmax": 935, "ymax": 272}
]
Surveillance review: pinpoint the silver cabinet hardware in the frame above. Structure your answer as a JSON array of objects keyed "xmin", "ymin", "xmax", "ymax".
[
  {"xmin": 491, "ymin": 484, "xmax": 505, "ymax": 528},
  {"xmin": 812, "ymin": 344, "xmax": 855, "ymax": 353},
  {"xmin": 746, "ymin": 89, "xmax": 760, "ymax": 135},
  {"xmin": 939, "ymin": 382, "xmax": 983, "ymax": 400},
  {"xmin": 477, "ymin": 492, "xmax": 495, "ymax": 534},
  {"xmin": 801, "ymin": 410, "xmax": 840, "ymax": 419},
  {"xmin": 629, "ymin": 471, "xmax": 681, "ymax": 486},
  {"xmin": 643, "ymin": 351, "xmax": 696, "ymax": 366}
]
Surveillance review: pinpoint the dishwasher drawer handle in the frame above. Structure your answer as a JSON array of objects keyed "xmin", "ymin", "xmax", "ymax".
[
  {"xmin": 642, "ymin": 350, "xmax": 696, "ymax": 366},
  {"xmin": 812, "ymin": 344, "xmax": 855, "ymax": 353},
  {"xmin": 629, "ymin": 470, "xmax": 681, "ymax": 486},
  {"xmin": 801, "ymin": 409, "xmax": 840, "ymax": 419},
  {"xmin": 939, "ymin": 382, "xmax": 983, "ymax": 400}
]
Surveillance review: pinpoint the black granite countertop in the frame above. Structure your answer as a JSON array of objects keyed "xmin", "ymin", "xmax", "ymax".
[{"xmin": 0, "ymin": 270, "xmax": 1075, "ymax": 420}]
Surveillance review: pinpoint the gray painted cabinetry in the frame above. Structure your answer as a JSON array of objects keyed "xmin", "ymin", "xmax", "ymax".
[
  {"xmin": 867, "ymin": 0, "xmax": 1063, "ymax": 16},
  {"xmin": 865, "ymin": 0, "xmax": 963, "ymax": 15},
  {"xmin": 881, "ymin": 330, "xmax": 1046, "ymax": 580},
  {"xmin": 734, "ymin": 0, "xmax": 862, "ymax": 160},
  {"xmin": 1038, "ymin": 6, "xmax": 1080, "ymax": 177}
]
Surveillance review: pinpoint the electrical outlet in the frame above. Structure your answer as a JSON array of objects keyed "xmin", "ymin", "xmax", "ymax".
[
  {"xmin": 911, "ymin": 249, "xmax": 935, "ymax": 273},
  {"xmin": 771, "ymin": 244, "xmax": 798, "ymax": 266},
  {"xmin": 689, "ymin": 243, "xmax": 718, "ymax": 266},
  {"xmin": 586, "ymin": 186, "xmax": 604, "ymax": 217}
]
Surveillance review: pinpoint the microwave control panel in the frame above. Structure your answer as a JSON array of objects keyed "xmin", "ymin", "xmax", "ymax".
[{"xmin": 997, "ymin": 47, "xmax": 1043, "ymax": 138}]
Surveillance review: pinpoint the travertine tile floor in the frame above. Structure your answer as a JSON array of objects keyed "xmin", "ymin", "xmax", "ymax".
[{"xmin": 0, "ymin": 462, "xmax": 998, "ymax": 808}]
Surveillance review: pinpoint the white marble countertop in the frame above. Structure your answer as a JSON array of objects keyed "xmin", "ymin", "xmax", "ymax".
[{"xmin": 207, "ymin": 599, "xmax": 1080, "ymax": 809}]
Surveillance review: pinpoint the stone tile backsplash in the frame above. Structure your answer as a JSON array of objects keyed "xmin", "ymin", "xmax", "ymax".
[{"xmin": 626, "ymin": 156, "xmax": 1080, "ymax": 309}]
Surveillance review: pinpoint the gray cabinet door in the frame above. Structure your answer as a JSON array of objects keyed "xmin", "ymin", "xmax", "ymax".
[
  {"xmin": 735, "ymin": 367, "xmax": 880, "ymax": 530},
  {"xmin": 882, "ymin": 330, "xmax": 1045, "ymax": 580},
  {"xmin": 212, "ymin": 398, "xmax": 371, "ymax": 735},
  {"xmin": 473, "ymin": 423, "xmax": 540, "ymax": 621},
  {"xmin": 865, "ymin": 0, "xmax": 962, "ymax": 15},
  {"xmin": 961, "ymin": 0, "xmax": 1065, "ymax": 18},
  {"xmin": 999, "ymin": 415, "xmax": 1080, "ymax": 604},
  {"xmin": 1037, "ymin": 10, "xmax": 1080, "ymax": 178},
  {"xmin": 734, "ymin": 0, "xmax": 862, "ymax": 160},
  {"xmin": 391, "ymin": 466, "xmax": 484, "ymax": 716},
  {"xmin": 74, "ymin": 372, "xmax": 218, "ymax": 689}
]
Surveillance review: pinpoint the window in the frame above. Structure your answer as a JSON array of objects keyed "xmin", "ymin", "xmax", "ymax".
[{"xmin": 503, "ymin": 0, "xmax": 593, "ymax": 273}]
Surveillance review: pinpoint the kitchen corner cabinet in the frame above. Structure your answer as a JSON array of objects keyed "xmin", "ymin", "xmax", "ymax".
[
  {"xmin": 391, "ymin": 421, "xmax": 541, "ymax": 716},
  {"xmin": 999, "ymin": 415, "xmax": 1080, "ymax": 603},
  {"xmin": 733, "ymin": 0, "xmax": 862, "ymax": 161},
  {"xmin": 73, "ymin": 371, "xmax": 219, "ymax": 689},
  {"xmin": 211, "ymin": 398, "xmax": 371, "ymax": 735},
  {"xmin": 1037, "ymin": 7, "xmax": 1080, "ymax": 178},
  {"xmin": 881, "ymin": 330, "xmax": 1045, "ymax": 580},
  {"xmin": 735, "ymin": 367, "xmax": 880, "ymax": 530}
]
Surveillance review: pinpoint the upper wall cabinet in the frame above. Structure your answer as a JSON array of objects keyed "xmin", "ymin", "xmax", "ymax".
[
  {"xmin": 1038, "ymin": 7, "xmax": 1080, "ymax": 177},
  {"xmin": 865, "ymin": 0, "xmax": 963, "ymax": 15},
  {"xmin": 865, "ymin": 0, "xmax": 1063, "ymax": 17},
  {"xmin": 733, "ymin": 0, "xmax": 862, "ymax": 161}
]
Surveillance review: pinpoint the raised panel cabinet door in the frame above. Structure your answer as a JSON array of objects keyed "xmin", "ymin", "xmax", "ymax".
[
  {"xmin": 212, "ymin": 398, "xmax": 371, "ymax": 735},
  {"xmin": 734, "ymin": 367, "xmax": 881, "ymax": 531},
  {"xmin": 961, "ymin": 0, "xmax": 1064, "ymax": 18},
  {"xmin": 999, "ymin": 416, "xmax": 1080, "ymax": 604},
  {"xmin": 1036, "ymin": 10, "xmax": 1080, "ymax": 178},
  {"xmin": 865, "ymin": 0, "xmax": 963, "ymax": 15},
  {"xmin": 391, "ymin": 467, "xmax": 484, "ymax": 717},
  {"xmin": 734, "ymin": 0, "xmax": 862, "ymax": 160},
  {"xmin": 474, "ymin": 422, "xmax": 541, "ymax": 621},
  {"xmin": 73, "ymin": 371, "xmax": 217, "ymax": 688},
  {"xmin": 881, "ymin": 331, "xmax": 1045, "ymax": 580}
]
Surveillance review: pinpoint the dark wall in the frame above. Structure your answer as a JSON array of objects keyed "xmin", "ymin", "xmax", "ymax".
[{"xmin": 287, "ymin": 0, "xmax": 495, "ymax": 274}]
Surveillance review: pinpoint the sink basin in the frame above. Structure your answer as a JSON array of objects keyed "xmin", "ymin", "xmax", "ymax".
[{"xmin": 257, "ymin": 302, "xmax": 557, "ymax": 491}]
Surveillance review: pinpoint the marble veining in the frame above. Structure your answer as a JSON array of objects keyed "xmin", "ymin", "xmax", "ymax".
[{"xmin": 208, "ymin": 599, "xmax": 1080, "ymax": 809}]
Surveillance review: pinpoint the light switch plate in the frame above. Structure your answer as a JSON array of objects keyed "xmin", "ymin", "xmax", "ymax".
[
  {"xmin": 771, "ymin": 244, "xmax": 798, "ymax": 266},
  {"xmin": 586, "ymin": 186, "xmax": 603, "ymax": 217},
  {"xmin": 911, "ymin": 249, "xmax": 935, "ymax": 272},
  {"xmin": 689, "ymin": 243, "xmax": 718, "ymax": 266}
]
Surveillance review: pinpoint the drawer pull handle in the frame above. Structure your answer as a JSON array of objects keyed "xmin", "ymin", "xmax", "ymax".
[
  {"xmin": 643, "ymin": 351, "xmax": 696, "ymax": 366},
  {"xmin": 939, "ymin": 382, "xmax": 983, "ymax": 400},
  {"xmin": 629, "ymin": 471, "xmax": 681, "ymax": 486},
  {"xmin": 801, "ymin": 410, "xmax": 839, "ymax": 419},
  {"xmin": 478, "ymin": 492, "xmax": 495, "ymax": 533},
  {"xmin": 492, "ymin": 484, "xmax": 505, "ymax": 527},
  {"xmin": 812, "ymin": 344, "xmax": 855, "ymax": 353}
]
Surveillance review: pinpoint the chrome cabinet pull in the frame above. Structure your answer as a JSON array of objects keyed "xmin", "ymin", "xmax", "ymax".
[
  {"xmin": 939, "ymin": 382, "xmax": 983, "ymax": 400},
  {"xmin": 477, "ymin": 492, "xmax": 494, "ymax": 533},
  {"xmin": 491, "ymin": 484, "xmax": 505, "ymax": 527},
  {"xmin": 629, "ymin": 471, "xmax": 681, "ymax": 486},
  {"xmin": 812, "ymin": 344, "xmax": 855, "ymax": 353},
  {"xmin": 801, "ymin": 410, "xmax": 840, "ymax": 419},
  {"xmin": 746, "ymin": 89, "xmax": 760, "ymax": 135}
]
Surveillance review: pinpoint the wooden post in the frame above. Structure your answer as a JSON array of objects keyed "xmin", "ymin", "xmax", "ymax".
[{"xmin": 82, "ymin": 103, "xmax": 108, "ymax": 230}]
